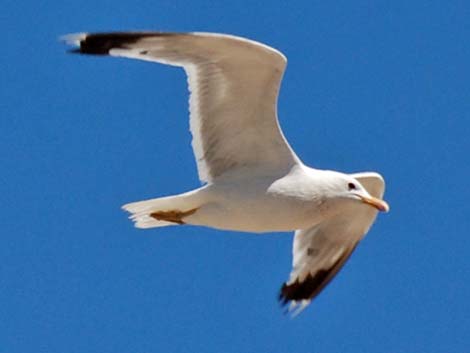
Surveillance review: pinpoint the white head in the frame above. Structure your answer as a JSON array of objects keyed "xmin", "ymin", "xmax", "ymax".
[{"xmin": 320, "ymin": 170, "xmax": 389, "ymax": 213}]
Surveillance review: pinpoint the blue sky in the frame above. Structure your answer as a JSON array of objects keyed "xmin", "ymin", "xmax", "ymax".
[{"xmin": 1, "ymin": 1, "xmax": 469, "ymax": 352}]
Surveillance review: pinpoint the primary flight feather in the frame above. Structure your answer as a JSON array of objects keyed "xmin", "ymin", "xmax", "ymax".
[{"xmin": 63, "ymin": 31, "xmax": 389, "ymax": 314}]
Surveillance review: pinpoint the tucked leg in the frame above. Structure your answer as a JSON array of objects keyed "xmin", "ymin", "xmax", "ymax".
[{"xmin": 150, "ymin": 208, "xmax": 198, "ymax": 225}]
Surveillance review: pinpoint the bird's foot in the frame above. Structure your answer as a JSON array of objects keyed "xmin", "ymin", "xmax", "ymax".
[{"xmin": 150, "ymin": 208, "xmax": 198, "ymax": 225}]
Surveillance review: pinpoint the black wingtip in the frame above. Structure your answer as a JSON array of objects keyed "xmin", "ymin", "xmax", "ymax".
[
  {"xmin": 278, "ymin": 244, "xmax": 358, "ymax": 309},
  {"xmin": 67, "ymin": 48, "xmax": 82, "ymax": 54},
  {"xmin": 278, "ymin": 284, "xmax": 291, "ymax": 307},
  {"xmin": 62, "ymin": 32, "xmax": 167, "ymax": 56},
  {"xmin": 279, "ymin": 274, "xmax": 323, "ymax": 305}
]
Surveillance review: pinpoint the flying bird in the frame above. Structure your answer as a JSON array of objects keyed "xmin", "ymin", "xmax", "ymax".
[{"xmin": 63, "ymin": 31, "xmax": 389, "ymax": 315}]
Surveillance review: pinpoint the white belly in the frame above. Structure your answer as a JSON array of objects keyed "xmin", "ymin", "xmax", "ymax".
[{"xmin": 185, "ymin": 174, "xmax": 326, "ymax": 233}]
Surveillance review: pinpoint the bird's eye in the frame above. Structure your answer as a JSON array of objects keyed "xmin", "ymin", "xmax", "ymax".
[{"xmin": 348, "ymin": 182, "xmax": 356, "ymax": 190}]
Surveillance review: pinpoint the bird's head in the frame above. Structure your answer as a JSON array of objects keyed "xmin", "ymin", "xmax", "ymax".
[{"xmin": 321, "ymin": 171, "xmax": 389, "ymax": 213}]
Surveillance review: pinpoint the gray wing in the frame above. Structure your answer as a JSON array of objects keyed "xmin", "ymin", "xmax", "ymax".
[
  {"xmin": 280, "ymin": 172, "xmax": 386, "ymax": 314},
  {"xmin": 63, "ymin": 32, "xmax": 300, "ymax": 183}
]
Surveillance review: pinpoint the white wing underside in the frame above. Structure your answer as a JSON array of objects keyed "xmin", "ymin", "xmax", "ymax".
[
  {"xmin": 281, "ymin": 173, "xmax": 385, "ymax": 313},
  {"xmin": 65, "ymin": 32, "xmax": 300, "ymax": 183}
]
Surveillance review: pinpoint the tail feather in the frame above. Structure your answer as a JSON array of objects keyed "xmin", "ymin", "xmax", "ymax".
[
  {"xmin": 122, "ymin": 190, "xmax": 203, "ymax": 229},
  {"xmin": 128, "ymin": 214, "xmax": 175, "ymax": 229}
]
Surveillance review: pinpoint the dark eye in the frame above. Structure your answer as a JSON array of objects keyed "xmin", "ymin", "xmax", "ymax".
[{"xmin": 348, "ymin": 182, "xmax": 356, "ymax": 190}]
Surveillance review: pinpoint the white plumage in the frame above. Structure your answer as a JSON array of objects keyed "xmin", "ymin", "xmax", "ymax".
[{"xmin": 63, "ymin": 31, "xmax": 389, "ymax": 314}]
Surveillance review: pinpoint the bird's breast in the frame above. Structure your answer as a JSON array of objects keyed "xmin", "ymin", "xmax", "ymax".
[{"xmin": 187, "ymin": 176, "xmax": 327, "ymax": 233}]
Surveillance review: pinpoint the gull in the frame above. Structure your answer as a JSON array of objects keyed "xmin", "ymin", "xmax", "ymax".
[{"xmin": 63, "ymin": 31, "xmax": 389, "ymax": 314}]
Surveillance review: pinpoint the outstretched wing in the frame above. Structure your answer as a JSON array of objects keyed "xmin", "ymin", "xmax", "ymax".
[
  {"xmin": 280, "ymin": 172, "xmax": 385, "ymax": 315},
  {"xmin": 279, "ymin": 222, "xmax": 359, "ymax": 315},
  {"xmin": 63, "ymin": 32, "xmax": 300, "ymax": 183}
]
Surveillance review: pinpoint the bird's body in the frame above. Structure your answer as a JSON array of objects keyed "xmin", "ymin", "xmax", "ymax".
[
  {"xmin": 162, "ymin": 166, "xmax": 339, "ymax": 233},
  {"xmin": 63, "ymin": 31, "xmax": 389, "ymax": 314}
]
